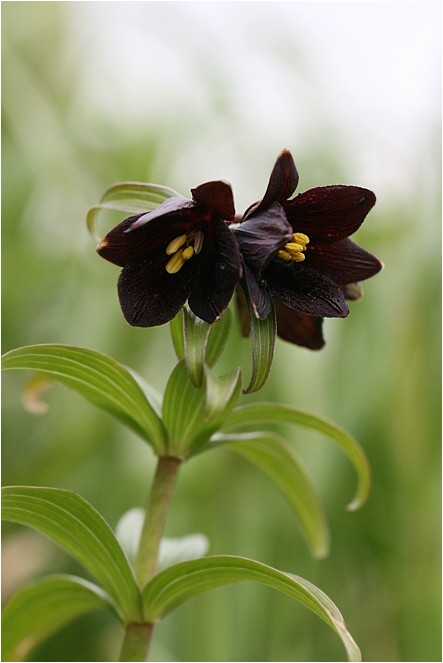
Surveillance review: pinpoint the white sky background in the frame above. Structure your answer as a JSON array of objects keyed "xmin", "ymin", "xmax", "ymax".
[{"xmin": 69, "ymin": 1, "xmax": 441, "ymax": 212}]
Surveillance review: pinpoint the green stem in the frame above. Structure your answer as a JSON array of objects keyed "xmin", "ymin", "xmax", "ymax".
[
  {"xmin": 119, "ymin": 622, "xmax": 153, "ymax": 662},
  {"xmin": 136, "ymin": 456, "xmax": 182, "ymax": 587},
  {"xmin": 118, "ymin": 456, "xmax": 181, "ymax": 662}
]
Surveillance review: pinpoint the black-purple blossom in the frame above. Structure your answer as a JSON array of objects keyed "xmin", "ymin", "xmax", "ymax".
[
  {"xmin": 97, "ymin": 181, "xmax": 242, "ymax": 327},
  {"xmin": 234, "ymin": 150, "xmax": 382, "ymax": 349}
]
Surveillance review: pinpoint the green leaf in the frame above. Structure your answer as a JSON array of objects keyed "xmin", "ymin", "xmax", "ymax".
[
  {"xmin": 208, "ymin": 432, "xmax": 329, "ymax": 559},
  {"xmin": 183, "ymin": 306, "xmax": 212, "ymax": 387},
  {"xmin": 142, "ymin": 555, "xmax": 361, "ymax": 662},
  {"xmin": 87, "ymin": 181, "xmax": 180, "ymax": 241},
  {"xmin": 222, "ymin": 403, "xmax": 370, "ymax": 510},
  {"xmin": 2, "ymin": 575, "xmax": 115, "ymax": 662},
  {"xmin": 205, "ymin": 308, "xmax": 232, "ymax": 367},
  {"xmin": 2, "ymin": 344, "xmax": 167, "ymax": 454},
  {"xmin": 170, "ymin": 310, "xmax": 185, "ymax": 361},
  {"xmin": 2, "ymin": 487, "xmax": 142, "ymax": 623},
  {"xmin": 244, "ymin": 303, "xmax": 276, "ymax": 394},
  {"xmin": 172, "ymin": 307, "xmax": 232, "ymax": 386},
  {"xmin": 162, "ymin": 361, "xmax": 242, "ymax": 457}
]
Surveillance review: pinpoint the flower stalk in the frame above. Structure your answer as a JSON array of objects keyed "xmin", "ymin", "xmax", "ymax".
[{"xmin": 136, "ymin": 456, "xmax": 182, "ymax": 587}]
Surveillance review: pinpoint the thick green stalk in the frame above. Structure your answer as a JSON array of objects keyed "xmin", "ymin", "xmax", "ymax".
[
  {"xmin": 136, "ymin": 456, "xmax": 182, "ymax": 587},
  {"xmin": 118, "ymin": 456, "xmax": 181, "ymax": 662},
  {"xmin": 119, "ymin": 623, "xmax": 153, "ymax": 662}
]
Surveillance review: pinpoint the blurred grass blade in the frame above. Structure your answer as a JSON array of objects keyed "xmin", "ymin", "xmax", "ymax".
[
  {"xmin": 222, "ymin": 403, "xmax": 370, "ymax": 510},
  {"xmin": 244, "ymin": 303, "xmax": 276, "ymax": 394},
  {"xmin": 142, "ymin": 555, "xmax": 361, "ymax": 662},
  {"xmin": 209, "ymin": 432, "xmax": 329, "ymax": 558},
  {"xmin": 2, "ymin": 344, "xmax": 167, "ymax": 453},
  {"xmin": 183, "ymin": 306, "xmax": 212, "ymax": 387},
  {"xmin": 2, "ymin": 487, "xmax": 142, "ymax": 623},
  {"xmin": 87, "ymin": 181, "xmax": 180, "ymax": 241},
  {"xmin": 2, "ymin": 575, "xmax": 115, "ymax": 662}
]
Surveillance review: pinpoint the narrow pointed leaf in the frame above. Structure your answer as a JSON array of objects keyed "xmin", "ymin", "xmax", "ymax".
[
  {"xmin": 170, "ymin": 309, "xmax": 185, "ymax": 361},
  {"xmin": 183, "ymin": 306, "xmax": 212, "ymax": 387},
  {"xmin": 142, "ymin": 555, "xmax": 361, "ymax": 662},
  {"xmin": 222, "ymin": 403, "xmax": 370, "ymax": 510},
  {"xmin": 208, "ymin": 432, "xmax": 329, "ymax": 558},
  {"xmin": 2, "ymin": 344, "xmax": 167, "ymax": 453},
  {"xmin": 205, "ymin": 308, "xmax": 232, "ymax": 367},
  {"xmin": 244, "ymin": 303, "xmax": 276, "ymax": 394},
  {"xmin": 2, "ymin": 487, "xmax": 142, "ymax": 623},
  {"xmin": 2, "ymin": 575, "xmax": 115, "ymax": 662},
  {"xmin": 162, "ymin": 362, "xmax": 242, "ymax": 456},
  {"xmin": 87, "ymin": 181, "xmax": 180, "ymax": 241}
]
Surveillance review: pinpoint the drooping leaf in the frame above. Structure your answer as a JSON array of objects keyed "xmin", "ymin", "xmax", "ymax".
[
  {"xmin": 244, "ymin": 302, "xmax": 276, "ymax": 394},
  {"xmin": 222, "ymin": 403, "xmax": 370, "ymax": 510},
  {"xmin": 2, "ymin": 575, "xmax": 115, "ymax": 662},
  {"xmin": 162, "ymin": 361, "xmax": 242, "ymax": 456},
  {"xmin": 87, "ymin": 181, "xmax": 180, "ymax": 241},
  {"xmin": 2, "ymin": 487, "xmax": 142, "ymax": 623},
  {"xmin": 142, "ymin": 555, "xmax": 361, "ymax": 662},
  {"xmin": 207, "ymin": 432, "xmax": 329, "ymax": 558},
  {"xmin": 171, "ymin": 307, "xmax": 232, "ymax": 386},
  {"xmin": 2, "ymin": 344, "xmax": 167, "ymax": 454},
  {"xmin": 170, "ymin": 309, "xmax": 185, "ymax": 361},
  {"xmin": 183, "ymin": 306, "xmax": 212, "ymax": 387}
]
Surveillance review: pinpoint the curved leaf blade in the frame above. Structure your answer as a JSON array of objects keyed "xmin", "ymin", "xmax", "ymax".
[
  {"xmin": 2, "ymin": 575, "xmax": 115, "ymax": 662},
  {"xmin": 183, "ymin": 306, "xmax": 212, "ymax": 387},
  {"xmin": 205, "ymin": 308, "xmax": 232, "ymax": 367},
  {"xmin": 142, "ymin": 555, "xmax": 361, "ymax": 662},
  {"xmin": 2, "ymin": 344, "xmax": 167, "ymax": 453},
  {"xmin": 244, "ymin": 303, "xmax": 276, "ymax": 394},
  {"xmin": 2, "ymin": 487, "xmax": 142, "ymax": 623},
  {"xmin": 87, "ymin": 181, "xmax": 180, "ymax": 241},
  {"xmin": 221, "ymin": 403, "xmax": 370, "ymax": 510},
  {"xmin": 170, "ymin": 310, "xmax": 185, "ymax": 361},
  {"xmin": 209, "ymin": 432, "xmax": 329, "ymax": 558}
]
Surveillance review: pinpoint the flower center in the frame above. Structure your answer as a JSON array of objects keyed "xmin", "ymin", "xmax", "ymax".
[
  {"xmin": 278, "ymin": 232, "xmax": 310, "ymax": 263},
  {"xmin": 165, "ymin": 230, "xmax": 204, "ymax": 274}
]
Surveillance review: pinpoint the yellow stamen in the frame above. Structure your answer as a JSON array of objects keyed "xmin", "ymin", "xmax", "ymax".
[
  {"xmin": 292, "ymin": 232, "xmax": 309, "ymax": 247},
  {"xmin": 165, "ymin": 249, "xmax": 185, "ymax": 274},
  {"xmin": 165, "ymin": 234, "xmax": 187, "ymax": 255},
  {"xmin": 182, "ymin": 246, "xmax": 194, "ymax": 260},
  {"xmin": 278, "ymin": 250, "xmax": 292, "ymax": 261},
  {"xmin": 278, "ymin": 231, "xmax": 310, "ymax": 263}
]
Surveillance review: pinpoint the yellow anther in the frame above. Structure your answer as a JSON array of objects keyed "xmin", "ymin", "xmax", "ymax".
[
  {"xmin": 182, "ymin": 246, "xmax": 194, "ymax": 260},
  {"xmin": 292, "ymin": 232, "xmax": 310, "ymax": 246},
  {"xmin": 165, "ymin": 249, "xmax": 185, "ymax": 274},
  {"xmin": 278, "ymin": 231, "xmax": 310, "ymax": 264},
  {"xmin": 278, "ymin": 250, "xmax": 292, "ymax": 262},
  {"xmin": 285, "ymin": 242, "xmax": 304, "ymax": 254},
  {"xmin": 165, "ymin": 234, "xmax": 187, "ymax": 255}
]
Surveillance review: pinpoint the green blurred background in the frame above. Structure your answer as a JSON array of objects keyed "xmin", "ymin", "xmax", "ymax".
[{"xmin": 2, "ymin": 2, "xmax": 441, "ymax": 661}]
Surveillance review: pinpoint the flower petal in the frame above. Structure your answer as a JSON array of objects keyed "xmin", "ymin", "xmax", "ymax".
[
  {"xmin": 97, "ymin": 199, "xmax": 196, "ymax": 267},
  {"xmin": 264, "ymin": 262, "xmax": 349, "ymax": 318},
  {"xmin": 187, "ymin": 217, "xmax": 242, "ymax": 323},
  {"xmin": 284, "ymin": 186, "xmax": 376, "ymax": 242},
  {"xmin": 274, "ymin": 300, "xmax": 325, "ymax": 349},
  {"xmin": 117, "ymin": 251, "xmax": 194, "ymax": 327},
  {"xmin": 242, "ymin": 262, "xmax": 273, "ymax": 320},
  {"xmin": 306, "ymin": 238, "xmax": 383, "ymax": 285},
  {"xmin": 191, "ymin": 181, "xmax": 235, "ymax": 220},
  {"xmin": 235, "ymin": 202, "xmax": 293, "ymax": 273},
  {"xmin": 243, "ymin": 149, "xmax": 299, "ymax": 220}
]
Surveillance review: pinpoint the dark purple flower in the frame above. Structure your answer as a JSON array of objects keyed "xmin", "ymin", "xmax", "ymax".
[
  {"xmin": 97, "ymin": 181, "xmax": 242, "ymax": 327},
  {"xmin": 234, "ymin": 150, "xmax": 382, "ymax": 349}
]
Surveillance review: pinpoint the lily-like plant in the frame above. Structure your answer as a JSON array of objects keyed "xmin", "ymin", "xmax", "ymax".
[{"xmin": 2, "ymin": 150, "xmax": 382, "ymax": 662}]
